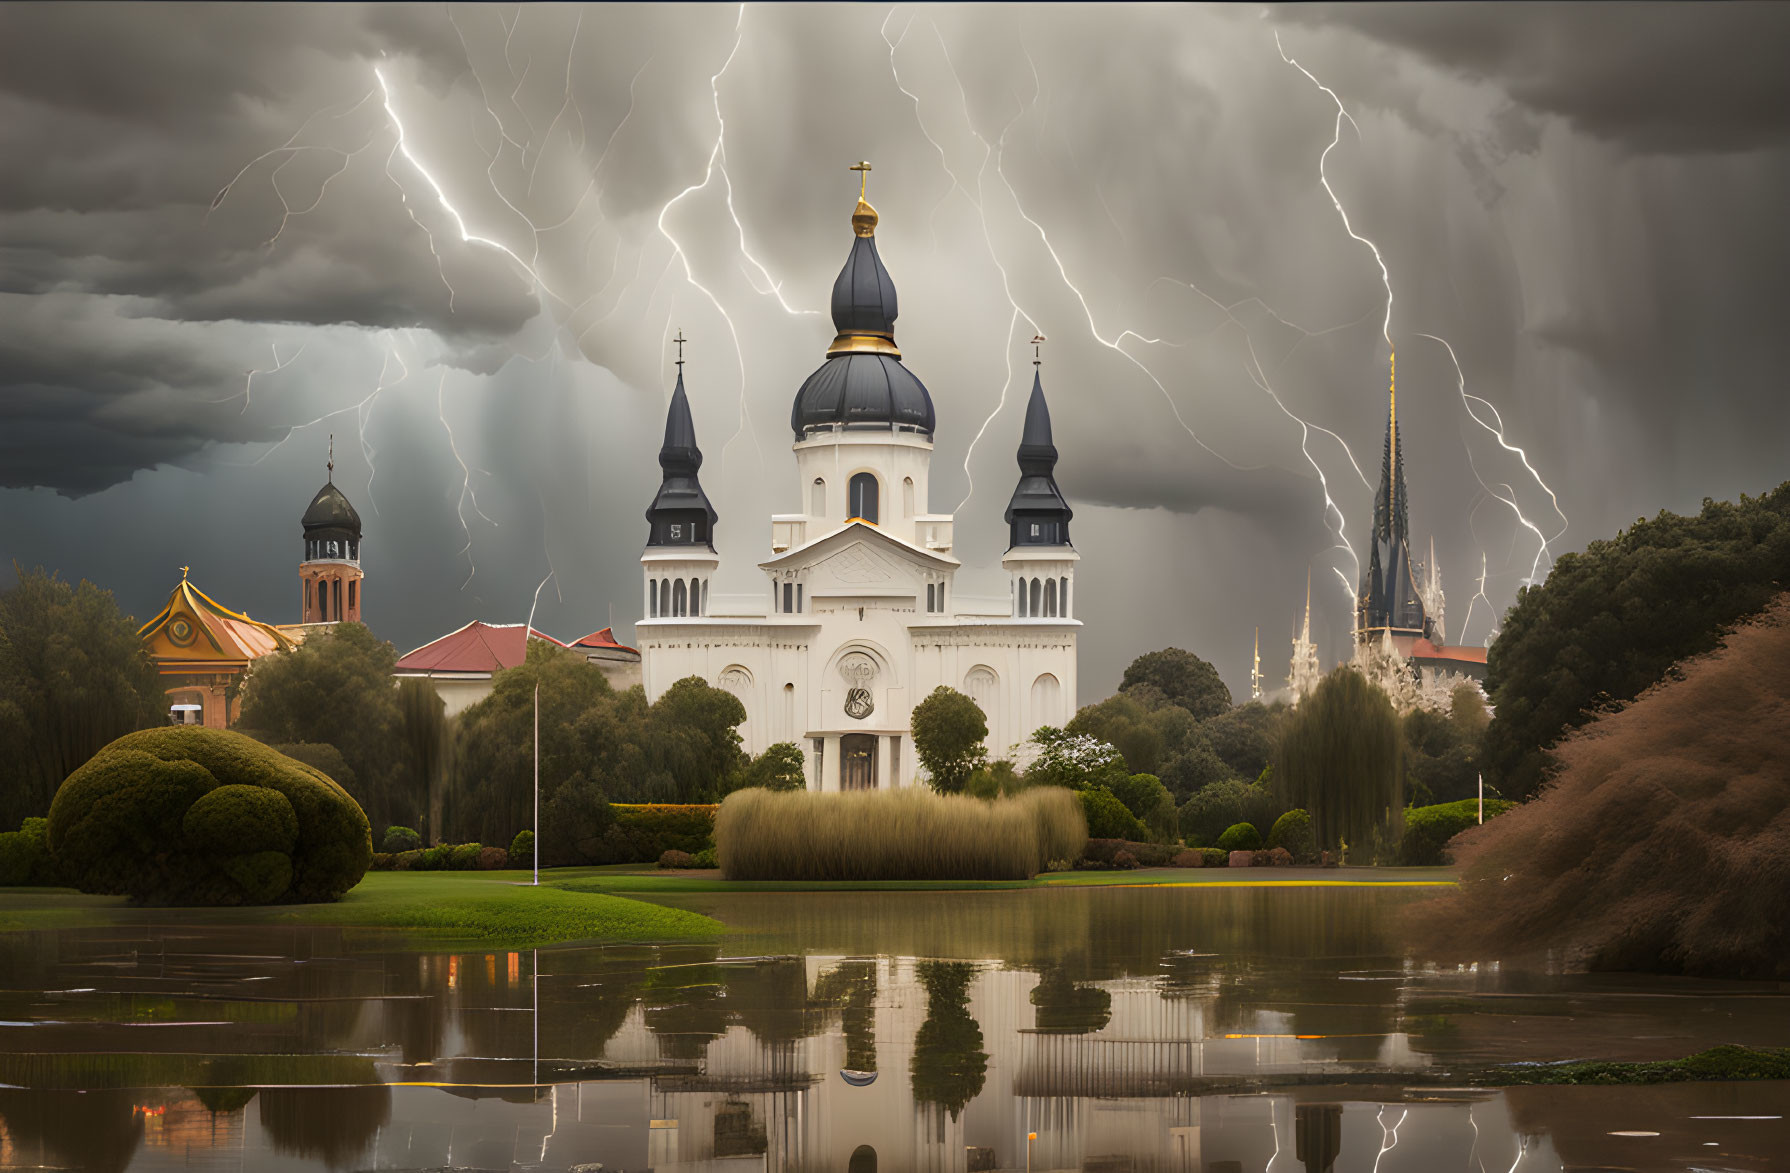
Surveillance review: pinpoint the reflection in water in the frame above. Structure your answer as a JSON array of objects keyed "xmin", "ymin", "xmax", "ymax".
[
  {"xmin": 1, "ymin": 888, "xmax": 1788, "ymax": 1171},
  {"xmin": 911, "ymin": 961, "xmax": 989, "ymax": 1121}
]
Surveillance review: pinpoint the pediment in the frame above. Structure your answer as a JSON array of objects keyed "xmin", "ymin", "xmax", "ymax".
[{"xmin": 759, "ymin": 519, "xmax": 959, "ymax": 578}]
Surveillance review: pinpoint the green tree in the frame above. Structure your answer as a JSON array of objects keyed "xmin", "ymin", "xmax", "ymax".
[
  {"xmin": 1273, "ymin": 668, "xmax": 1403, "ymax": 855},
  {"xmin": 237, "ymin": 623, "xmax": 407, "ymax": 833},
  {"xmin": 1178, "ymin": 778, "xmax": 1279, "ymax": 846},
  {"xmin": 726, "ymin": 742, "xmax": 807, "ymax": 794},
  {"xmin": 1199, "ymin": 701, "xmax": 1288, "ymax": 780},
  {"xmin": 1403, "ymin": 684, "xmax": 1489, "ymax": 806},
  {"xmin": 449, "ymin": 640, "xmax": 614, "ymax": 844},
  {"xmin": 910, "ymin": 686, "xmax": 988, "ymax": 794},
  {"xmin": 1484, "ymin": 483, "xmax": 1790, "ymax": 799},
  {"xmin": 0, "ymin": 566, "xmax": 164, "ymax": 828},
  {"xmin": 396, "ymin": 678, "xmax": 450, "ymax": 844},
  {"xmin": 1120, "ymin": 647, "xmax": 1232, "ymax": 720},
  {"xmin": 1107, "ymin": 772, "xmax": 1179, "ymax": 840},
  {"xmin": 1067, "ymin": 692, "xmax": 1165, "ymax": 774}
]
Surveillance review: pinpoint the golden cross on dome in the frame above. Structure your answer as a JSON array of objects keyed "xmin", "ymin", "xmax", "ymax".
[
  {"xmin": 180, "ymin": 565, "xmax": 190, "ymax": 580},
  {"xmin": 673, "ymin": 329, "xmax": 687, "ymax": 369},
  {"xmin": 850, "ymin": 160, "xmax": 872, "ymax": 198},
  {"xmin": 1032, "ymin": 334, "xmax": 1047, "ymax": 366}
]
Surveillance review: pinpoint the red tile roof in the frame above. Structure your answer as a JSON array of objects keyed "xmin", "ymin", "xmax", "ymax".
[
  {"xmin": 1409, "ymin": 637, "xmax": 1489, "ymax": 665},
  {"xmin": 394, "ymin": 621, "xmax": 566, "ymax": 675},
  {"xmin": 570, "ymin": 626, "xmax": 639, "ymax": 655}
]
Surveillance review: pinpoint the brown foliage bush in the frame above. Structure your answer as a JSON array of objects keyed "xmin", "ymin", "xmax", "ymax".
[
  {"xmin": 1171, "ymin": 849, "xmax": 1201, "ymax": 868},
  {"xmin": 475, "ymin": 846, "xmax": 508, "ymax": 870},
  {"xmin": 1412, "ymin": 596, "xmax": 1790, "ymax": 978}
]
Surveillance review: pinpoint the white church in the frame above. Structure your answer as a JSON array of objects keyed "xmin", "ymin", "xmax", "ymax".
[{"xmin": 635, "ymin": 171, "xmax": 1079, "ymax": 791}]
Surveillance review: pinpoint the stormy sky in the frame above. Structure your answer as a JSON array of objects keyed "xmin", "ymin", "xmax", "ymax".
[{"xmin": 2, "ymin": 2, "xmax": 1787, "ymax": 704}]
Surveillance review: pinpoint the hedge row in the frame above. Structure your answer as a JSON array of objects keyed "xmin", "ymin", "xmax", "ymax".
[
  {"xmin": 1398, "ymin": 798, "xmax": 1515, "ymax": 866},
  {"xmin": 1079, "ymin": 838, "xmax": 1301, "ymax": 870},
  {"xmin": 371, "ymin": 843, "xmax": 510, "ymax": 871},
  {"xmin": 564, "ymin": 803, "xmax": 717, "ymax": 866},
  {"xmin": 0, "ymin": 818, "xmax": 62, "ymax": 887}
]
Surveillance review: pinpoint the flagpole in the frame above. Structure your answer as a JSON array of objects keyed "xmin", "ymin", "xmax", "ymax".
[
  {"xmin": 529, "ymin": 680, "xmax": 537, "ymax": 891},
  {"xmin": 1478, "ymin": 773, "xmax": 1484, "ymax": 824}
]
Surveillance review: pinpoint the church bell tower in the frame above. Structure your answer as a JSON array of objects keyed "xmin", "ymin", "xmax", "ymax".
[{"xmin": 299, "ymin": 437, "xmax": 364, "ymax": 624}]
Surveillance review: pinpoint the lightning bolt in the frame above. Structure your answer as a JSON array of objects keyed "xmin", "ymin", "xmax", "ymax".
[
  {"xmin": 1460, "ymin": 549, "xmax": 1496, "ymax": 649},
  {"xmin": 374, "ymin": 62, "xmax": 568, "ymax": 312},
  {"xmin": 436, "ymin": 369, "xmax": 496, "ymax": 591},
  {"xmin": 1419, "ymin": 332, "xmax": 1568, "ymax": 586},
  {"xmin": 1276, "ymin": 26, "xmax": 1569, "ymax": 624},
  {"xmin": 208, "ymin": 342, "xmax": 306, "ymax": 412}
]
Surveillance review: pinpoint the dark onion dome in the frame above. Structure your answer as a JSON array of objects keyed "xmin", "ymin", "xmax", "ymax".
[
  {"xmin": 645, "ymin": 368, "xmax": 717, "ymax": 549},
  {"xmin": 301, "ymin": 480, "xmax": 362, "ymax": 541},
  {"xmin": 1005, "ymin": 369, "xmax": 1073, "ymax": 548},
  {"xmin": 790, "ymin": 183, "xmax": 936, "ymax": 440}
]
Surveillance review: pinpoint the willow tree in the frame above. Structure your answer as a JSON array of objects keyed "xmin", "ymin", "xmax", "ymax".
[
  {"xmin": 1272, "ymin": 667, "xmax": 1403, "ymax": 856},
  {"xmin": 0, "ymin": 566, "xmax": 164, "ymax": 828}
]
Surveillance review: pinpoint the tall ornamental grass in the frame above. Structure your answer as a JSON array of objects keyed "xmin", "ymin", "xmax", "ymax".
[{"xmin": 717, "ymin": 786, "xmax": 1086, "ymax": 881}]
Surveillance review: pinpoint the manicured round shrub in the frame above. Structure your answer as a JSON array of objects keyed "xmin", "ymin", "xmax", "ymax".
[
  {"xmin": 1112, "ymin": 849, "xmax": 1139, "ymax": 870},
  {"xmin": 381, "ymin": 826, "xmax": 421, "ymax": 854},
  {"xmin": 1200, "ymin": 847, "xmax": 1228, "ymax": 867},
  {"xmin": 1267, "ymin": 809, "xmax": 1317, "ymax": 863},
  {"xmin": 448, "ymin": 843, "xmax": 483, "ymax": 870},
  {"xmin": 1398, "ymin": 798, "xmax": 1516, "ymax": 866},
  {"xmin": 691, "ymin": 846, "xmax": 718, "ymax": 869},
  {"xmin": 508, "ymin": 829, "xmax": 535, "ymax": 863},
  {"xmin": 1215, "ymin": 822, "xmax": 1262, "ymax": 853},
  {"xmin": 1079, "ymin": 788, "xmax": 1146, "ymax": 841},
  {"xmin": 47, "ymin": 727, "xmax": 372, "ymax": 905},
  {"xmin": 659, "ymin": 849, "xmax": 694, "ymax": 869},
  {"xmin": 476, "ymin": 846, "xmax": 509, "ymax": 870}
]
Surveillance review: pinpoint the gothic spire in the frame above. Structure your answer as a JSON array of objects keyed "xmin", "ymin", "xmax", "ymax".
[
  {"xmin": 645, "ymin": 364, "xmax": 717, "ymax": 549},
  {"xmin": 1005, "ymin": 350, "xmax": 1073, "ymax": 548}
]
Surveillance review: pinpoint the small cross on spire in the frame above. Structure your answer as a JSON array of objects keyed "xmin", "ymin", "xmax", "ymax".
[
  {"xmin": 180, "ymin": 565, "xmax": 190, "ymax": 580},
  {"xmin": 326, "ymin": 433, "xmax": 334, "ymax": 479},
  {"xmin": 1032, "ymin": 334, "xmax": 1046, "ymax": 367},
  {"xmin": 850, "ymin": 160, "xmax": 872, "ymax": 198},
  {"xmin": 673, "ymin": 329, "xmax": 687, "ymax": 370}
]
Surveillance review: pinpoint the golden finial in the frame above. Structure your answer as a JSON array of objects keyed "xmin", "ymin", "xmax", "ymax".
[
  {"xmin": 1032, "ymin": 334, "xmax": 1046, "ymax": 367},
  {"xmin": 180, "ymin": 565, "xmax": 190, "ymax": 580},
  {"xmin": 673, "ymin": 328, "xmax": 687, "ymax": 370},
  {"xmin": 849, "ymin": 161, "xmax": 878, "ymax": 237}
]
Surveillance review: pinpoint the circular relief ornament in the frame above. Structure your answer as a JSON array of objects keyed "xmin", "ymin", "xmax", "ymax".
[
  {"xmin": 168, "ymin": 617, "xmax": 196, "ymax": 647},
  {"xmin": 838, "ymin": 652, "xmax": 878, "ymax": 720}
]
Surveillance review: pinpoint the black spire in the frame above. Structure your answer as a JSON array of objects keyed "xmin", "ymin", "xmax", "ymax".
[
  {"xmin": 644, "ymin": 368, "xmax": 716, "ymax": 549},
  {"xmin": 1004, "ymin": 363, "xmax": 1073, "ymax": 548},
  {"xmin": 1357, "ymin": 357, "xmax": 1428, "ymax": 637}
]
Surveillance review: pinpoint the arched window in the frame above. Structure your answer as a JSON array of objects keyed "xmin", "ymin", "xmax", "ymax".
[
  {"xmin": 1016, "ymin": 577, "xmax": 1027, "ymax": 618},
  {"xmin": 649, "ymin": 579, "xmax": 658, "ymax": 618},
  {"xmin": 1029, "ymin": 577, "xmax": 1042, "ymax": 617},
  {"xmin": 782, "ymin": 582, "xmax": 793, "ymax": 614},
  {"xmin": 903, "ymin": 476, "xmax": 915, "ymax": 517},
  {"xmin": 333, "ymin": 579, "xmax": 341, "ymax": 620},
  {"xmin": 926, "ymin": 583, "xmax": 935, "ymax": 613},
  {"xmin": 348, "ymin": 580, "xmax": 356, "ymax": 613},
  {"xmin": 965, "ymin": 667, "xmax": 998, "ymax": 715},
  {"xmin": 849, "ymin": 473, "xmax": 879, "ymax": 523},
  {"xmin": 673, "ymin": 579, "xmax": 687, "ymax": 617},
  {"xmin": 1044, "ymin": 578, "xmax": 1057, "ymax": 617},
  {"xmin": 661, "ymin": 579, "xmax": 671, "ymax": 616},
  {"xmin": 811, "ymin": 477, "xmax": 826, "ymax": 517},
  {"xmin": 782, "ymin": 683, "xmax": 796, "ymax": 741},
  {"xmin": 305, "ymin": 580, "xmax": 313, "ymax": 612},
  {"xmin": 1031, "ymin": 672, "xmax": 1063, "ymax": 726},
  {"xmin": 1060, "ymin": 576, "xmax": 1070, "ymax": 617},
  {"xmin": 689, "ymin": 577, "xmax": 701, "ymax": 617},
  {"xmin": 702, "ymin": 580, "xmax": 709, "ymax": 616},
  {"xmin": 937, "ymin": 580, "xmax": 945, "ymax": 611},
  {"xmin": 796, "ymin": 583, "xmax": 803, "ymax": 613}
]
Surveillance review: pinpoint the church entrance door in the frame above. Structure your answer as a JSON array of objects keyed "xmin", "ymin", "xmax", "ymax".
[{"xmin": 841, "ymin": 734, "xmax": 877, "ymax": 790}]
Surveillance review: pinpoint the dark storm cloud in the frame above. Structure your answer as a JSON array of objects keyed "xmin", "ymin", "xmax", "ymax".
[
  {"xmin": 2, "ymin": 2, "xmax": 1787, "ymax": 697},
  {"xmin": 1289, "ymin": 2, "xmax": 1790, "ymax": 154}
]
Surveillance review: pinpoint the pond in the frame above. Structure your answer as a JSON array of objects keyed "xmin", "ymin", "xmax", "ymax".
[{"xmin": 1, "ymin": 885, "xmax": 1785, "ymax": 1172}]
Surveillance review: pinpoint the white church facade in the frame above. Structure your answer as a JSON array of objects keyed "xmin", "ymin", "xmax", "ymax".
[{"xmin": 635, "ymin": 173, "xmax": 1079, "ymax": 791}]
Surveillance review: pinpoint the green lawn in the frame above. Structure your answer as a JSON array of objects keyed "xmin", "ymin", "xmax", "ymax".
[{"xmin": 1, "ymin": 871, "xmax": 721, "ymax": 948}]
